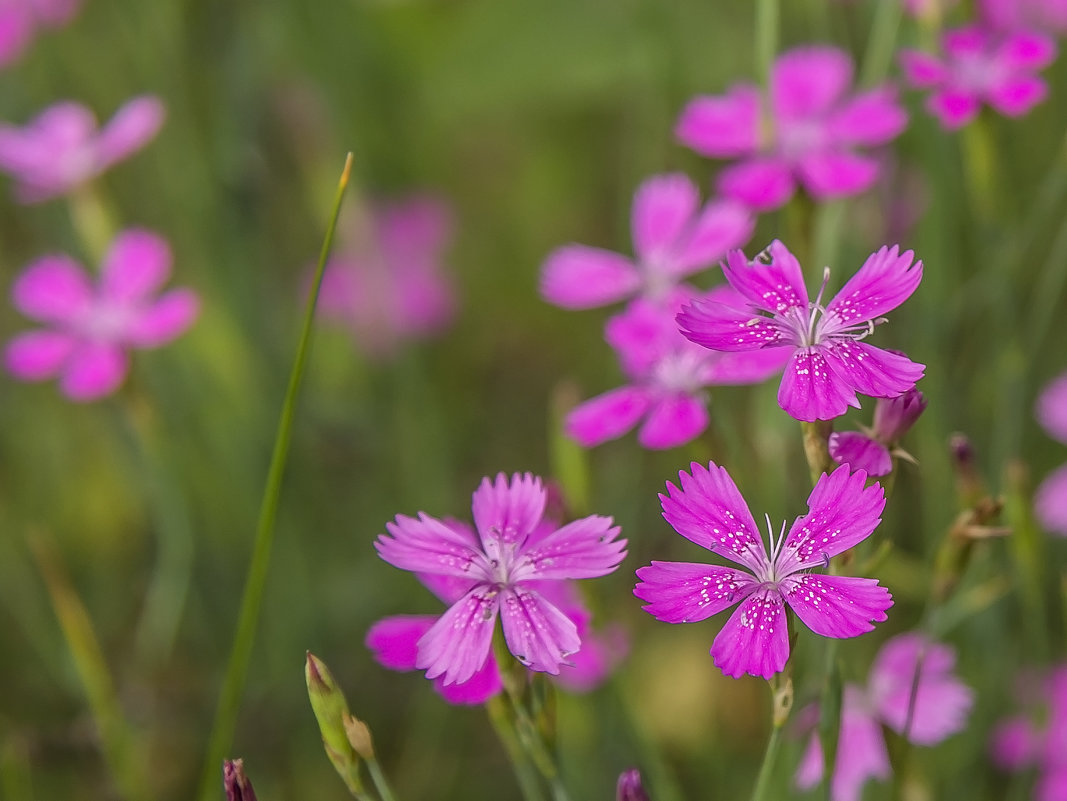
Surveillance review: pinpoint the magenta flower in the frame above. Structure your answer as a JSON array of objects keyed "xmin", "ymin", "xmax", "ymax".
[
  {"xmin": 899, "ymin": 26, "xmax": 1057, "ymax": 129},
  {"xmin": 0, "ymin": 0, "xmax": 81, "ymax": 70},
  {"xmin": 676, "ymin": 47, "xmax": 907, "ymax": 211},
  {"xmin": 634, "ymin": 462, "xmax": 892, "ymax": 680},
  {"xmin": 0, "ymin": 95, "xmax": 164, "ymax": 203},
  {"xmin": 375, "ymin": 473, "xmax": 626, "ymax": 685},
  {"xmin": 316, "ymin": 196, "xmax": 456, "ymax": 358},
  {"xmin": 365, "ymin": 565, "xmax": 625, "ymax": 704},
  {"xmin": 992, "ymin": 665, "xmax": 1067, "ymax": 801},
  {"xmin": 1035, "ymin": 371, "xmax": 1067, "ymax": 535},
  {"xmin": 4, "ymin": 229, "xmax": 199, "ymax": 401},
  {"xmin": 540, "ymin": 173, "xmax": 754, "ymax": 309},
  {"xmin": 829, "ymin": 387, "xmax": 927, "ymax": 476},
  {"xmin": 795, "ymin": 633, "xmax": 973, "ymax": 801},
  {"xmin": 566, "ymin": 287, "xmax": 789, "ymax": 450},
  {"xmin": 677, "ymin": 240, "xmax": 924, "ymax": 422},
  {"xmin": 979, "ymin": 0, "xmax": 1067, "ymax": 35}
]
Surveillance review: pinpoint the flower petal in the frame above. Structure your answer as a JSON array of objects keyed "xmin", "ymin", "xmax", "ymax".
[
  {"xmin": 1037, "ymin": 372, "xmax": 1067, "ymax": 443},
  {"xmin": 11, "ymin": 255, "xmax": 93, "ymax": 322},
  {"xmin": 637, "ymin": 393, "xmax": 708, "ymax": 449},
  {"xmin": 59, "ymin": 342, "xmax": 128, "ymax": 400},
  {"xmin": 375, "ymin": 512, "xmax": 486, "ymax": 579},
  {"xmin": 778, "ymin": 347, "xmax": 860, "ymax": 422},
  {"xmin": 991, "ymin": 717, "xmax": 1040, "ymax": 769},
  {"xmin": 699, "ymin": 346, "xmax": 792, "ymax": 385},
  {"xmin": 927, "ymin": 89, "xmax": 981, "ymax": 130},
  {"xmin": 659, "ymin": 461, "xmax": 767, "ymax": 571},
  {"xmin": 829, "ymin": 431, "xmax": 893, "ymax": 477},
  {"xmin": 717, "ymin": 158, "xmax": 796, "ymax": 210},
  {"xmin": 826, "ymin": 245, "xmax": 924, "ymax": 327},
  {"xmin": 366, "ymin": 615, "xmax": 436, "ymax": 671},
  {"xmin": 987, "ymin": 75, "xmax": 1048, "ymax": 117},
  {"xmin": 416, "ymin": 586, "xmax": 499, "ymax": 685},
  {"xmin": 721, "ymin": 240, "xmax": 809, "ymax": 315},
  {"xmin": 94, "ymin": 95, "xmax": 165, "ymax": 171},
  {"xmin": 998, "ymin": 31, "xmax": 1057, "ymax": 71},
  {"xmin": 553, "ymin": 623, "xmax": 627, "ymax": 693},
  {"xmin": 670, "ymin": 199, "xmax": 754, "ymax": 275},
  {"xmin": 471, "ymin": 472, "xmax": 547, "ymax": 549},
  {"xmin": 499, "ymin": 586, "xmax": 580, "ymax": 675},
  {"xmin": 540, "ymin": 245, "xmax": 640, "ymax": 309},
  {"xmin": 565, "ymin": 385, "xmax": 652, "ymax": 447},
  {"xmin": 710, "ymin": 589, "xmax": 790, "ymax": 680},
  {"xmin": 827, "ymin": 87, "xmax": 909, "ymax": 146},
  {"xmin": 898, "ymin": 50, "xmax": 949, "ymax": 89},
  {"xmin": 675, "ymin": 86, "xmax": 761, "ymax": 158},
  {"xmin": 416, "ymin": 564, "xmax": 479, "ymax": 605},
  {"xmin": 677, "ymin": 295, "xmax": 786, "ymax": 353},
  {"xmin": 433, "ymin": 654, "xmax": 503, "ymax": 705},
  {"xmin": 797, "ymin": 150, "xmax": 880, "ymax": 199},
  {"xmin": 631, "ymin": 173, "xmax": 699, "ymax": 266},
  {"xmin": 823, "ymin": 342, "xmax": 925, "ymax": 400},
  {"xmin": 780, "ymin": 464, "xmax": 886, "ymax": 570},
  {"xmin": 772, "ymin": 47, "xmax": 854, "ymax": 121},
  {"xmin": 784, "ymin": 574, "xmax": 892, "ymax": 639},
  {"xmin": 1035, "ymin": 464, "xmax": 1067, "ymax": 536},
  {"xmin": 4, "ymin": 330, "xmax": 77, "ymax": 380},
  {"xmin": 124, "ymin": 289, "xmax": 199, "ymax": 347},
  {"xmin": 634, "ymin": 561, "xmax": 756, "ymax": 623},
  {"xmin": 516, "ymin": 514, "xmax": 625, "ymax": 581},
  {"xmin": 832, "ymin": 688, "xmax": 893, "ymax": 801},
  {"xmin": 100, "ymin": 229, "xmax": 172, "ymax": 303}
]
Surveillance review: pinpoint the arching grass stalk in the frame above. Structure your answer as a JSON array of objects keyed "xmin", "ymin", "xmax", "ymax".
[{"xmin": 196, "ymin": 153, "xmax": 353, "ymax": 801}]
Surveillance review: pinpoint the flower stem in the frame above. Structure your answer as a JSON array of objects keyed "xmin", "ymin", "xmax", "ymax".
[
  {"xmin": 801, "ymin": 420, "xmax": 834, "ymax": 485},
  {"xmin": 195, "ymin": 154, "xmax": 353, "ymax": 801},
  {"xmin": 487, "ymin": 696, "xmax": 548, "ymax": 801},
  {"xmin": 365, "ymin": 756, "xmax": 399, "ymax": 801},
  {"xmin": 755, "ymin": 0, "xmax": 779, "ymax": 90},
  {"xmin": 749, "ymin": 717, "xmax": 783, "ymax": 801}
]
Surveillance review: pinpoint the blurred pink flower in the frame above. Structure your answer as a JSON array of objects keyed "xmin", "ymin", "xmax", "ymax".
[
  {"xmin": 540, "ymin": 173, "xmax": 753, "ymax": 309},
  {"xmin": 4, "ymin": 229, "xmax": 199, "ymax": 401},
  {"xmin": 829, "ymin": 387, "xmax": 927, "ymax": 476},
  {"xmin": 796, "ymin": 633, "xmax": 973, "ymax": 801},
  {"xmin": 565, "ymin": 286, "xmax": 788, "ymax": 450},
  {"xmin": 676, "ymin": 47, "xmax": 907, "ymax": 211},
  {"xmin": 316, "ymin": 196, "xmax": 456, "ymax": 358},
  {"xmin": 0, "ymin": 0, "xmax": 82, "ymax": 69},
  {"xmin": 899, "ymin": 25, "xmax": 1057, "ymax": 129},
  {"xmin": 979, "ymin": 0, "xmax": 1067, "ymax": 34},
  {"xmin": 992, "ymin": 665, "xmax": 1067, "ymax": 801},
  {"xmin": 1035, "ymin": 371, "xmax": 1067, "ymax": 535},
  {"xmin": 0, "ymin": 95, "xmax": 164, "ymax": 203}
]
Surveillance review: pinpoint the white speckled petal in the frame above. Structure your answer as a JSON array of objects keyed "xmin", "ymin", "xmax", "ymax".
[
  {"xmin": 375, "ymin": 512, "xmax": 488, "ymax": 580},
  {"xmin": 710, "ymin": 588, "xmax": 790, "ymax": 679},
  {"xmin": 416, "ymin": 586, "xmax": 500, "ymax": 685},
  {"xmin": 634, "ymin": 561, "xmax": 756, "ymax": 623},
  {"xmin": 499, "ymin": 586, "xmax": 581, "ymax": 675},
  {"xmin": 784, "ymin": 574, "xmax": 892, "ymax": 639}
]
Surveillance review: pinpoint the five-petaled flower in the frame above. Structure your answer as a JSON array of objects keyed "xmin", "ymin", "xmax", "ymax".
[
  {"xmin": 4, "ymin": 229, "xmax": 199, "ymax": 401},
  {"xmin": 540, "ymin": 172, "xmax": 753, "ymax": 309},
  {"xmin": 634, "ymin": 462, "xmax": 892, "ymax": 680},
  {"xmin": 899, "ymin": 26, "xmax": 1057, "ymax": 130},
  {"xmin": 375, "ymin": 473, "xmax": 627, "ymax": 685},
  {"xmin": 0, "ymin": 95, "xmax": 165, "ymax": 203},
  {"xmin": 676, "ymin": 46, "xmax": 908, "ymax": 211},
  {"xmin": 677, "ymin": 240, "xmax": 924, "ymax": 422}
]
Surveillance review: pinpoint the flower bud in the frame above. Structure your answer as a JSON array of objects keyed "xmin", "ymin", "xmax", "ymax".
[
  {"xmin": 223, "ymin": 759, "xmax": 257, "ymax": 801},
  {"xmin": 616, "ymin": 768, "xmax": 649, "ymax": 801},
  {"xmin": 872, "ymin": 388, "xmax": 927, "ymax": 442},
  {"xmin": 305, "ymin": 652, "xmax": 368, "ymax": 795}
]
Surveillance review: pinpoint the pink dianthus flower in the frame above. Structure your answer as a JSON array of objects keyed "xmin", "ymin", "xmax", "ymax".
[
  {"xmin": 1035, "ymin": 371, "xmax": 1067, "ymax": 535},
  {"xmin": 316, "ymin": 196, "xmax": 456, "ymax": 358},
  {"xmin": 979, "ymin": 0, "xmax": 1067, "ymax": 35},
  {"xmin": 899, "ymin": 25, "xmax": 1057, "ymax": 129},
  {"xmin": 0, "ymin": 0, "xmax": 82, "ymax": 70},
  {"xmin": 634, "ymin": 462, "xmax": 892, "ymax": 680},
  {"xmin": 829, "ymin": 386, "xmax": 927, "ymax": 476},
  {"xmin": 566, "ymin": 287, "xmax": 789, "ymax": 450},
  {"xmin": 0, "ymin": 95, "xmax": 164, "ymax": 203},
  {"xmin": 795, "ymin": 633, "xmax": 974, "ymax": 801},
  {"xmin": 991, "ymin": 665, "xmax": 1067, "ymax": 801},
  {"xmin": 540, "ymin": 173, "xmax": 753, "ymax": 309},
  {"xmin": 4, "ymin": 229, "xmax": 199, "ymax": 401},
  {"xmin": 676, "ymin": 47, "xmax": 907, "ymax": 211},
  {"xmin": 375, "ymin": 473, "xmax": 627, "ymax": 686},
  {"xmin": 677, "ymin": 240, "xmax": 925, "ymax": 422}
]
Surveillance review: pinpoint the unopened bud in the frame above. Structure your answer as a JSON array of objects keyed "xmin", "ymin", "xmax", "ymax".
[
  {"xmin": 305, "ymin": 652, "xmax": 367, "ymax": 795},
  {"xmin": 223, "ymin": 759, "xmax": 257, "ymax": 801},
  {"xmin": 616, "ymin": 768, "xmax": 650, "ymax": 801},
  {"xmin": 873, "ymin": 388, "xmax": 927, "ymax": 443}
]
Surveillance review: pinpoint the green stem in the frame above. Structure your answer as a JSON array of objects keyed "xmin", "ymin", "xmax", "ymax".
[
  {"xmin": 68, "ymin": 182, "xmax": 118, "ymax": 265},
  {"xmin": 755, "ymin": 0, "xmax": 779, "ymax": 90},
  {"xmin": 859, "ymin": 0, "xmax": 902, "ymax": 86},
  {"xmin": 749, "ymin": 722, "xmax": 783, "ymax": 801},
  {"xmin": 195, "ymin": 154, "xmax": 353, "ymax": 801},
  {"xmin": 365, "ymin": 756, "xmax": 399, "ymax": 801},
  {"xmin": 487, "ymin": 696, "xmax": 547, "ymax": 801},
  {"xmin": 801, "ymin": 420, "xmax": 834, "ymax": 485}
]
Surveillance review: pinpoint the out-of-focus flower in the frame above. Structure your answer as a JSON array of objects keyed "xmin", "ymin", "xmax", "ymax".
[
  {"xmin": 901, "ymin": 0, "xmax": 959, "ymax": 19},
  {"xmin": 634, "ymin": 462, "xmax": 892, "ymax": 680},
  {"xmin": 677, "ymin": 240, "xmax": 924, "ymax": 422},
  {"xmin": 992, "ymin": 665, "xmax": 1067, "ymax": 801},
  {"xmin": 616, "ymin": 768, "xmax": 650, "ymax": 801},
  {"xmin": 540, "ymin": 173, "xmax": 753, "ymax": 309},
  {"xmin": 565, "ymin": 287, "xmax": 789, "ymax": 450},
  {"xmin": 365, "ymin": 567, "xmax": 626, "ymax": 703},
  {"xmin": 899, "ymin": 26, "xmax": 1057, "ymax": 129},
  {"xmin": 0, "ymin": 0, "xmax": 82, "ymax": 70},
  {"xmin": 375, "ymin": 473, "xmax": 626, "ymax": 685},
  {"xmin": 676, "ymin": 47, "xmax": 907, "ymax": 211},
  {"xmin": 223, "ymin": 759, "xmax": 258, "ymax": 801},
  {"xmin": 795, "ymin": 633, "xmax": 973, "ymax": 801},
  {"xmin": 4, "ymin": 229, "xmax": 199, "ymax": 401},
  {"xmin": 316, "ymin": 196, "xmax": 455, "ymax": 358},
  {"xmin": 979, "ymin": 0, "xmax": 1067, "ymax": 34},
  {"xmin": 1035, "ymin": 371, "xmax": 1067, "ymax": 535},
  {"xmin": 829, "ymin": 387, "xmax": 927, "ymax": 476},
  {"xmin": 0, "ymin": 95, "xmax": 164, "ymax": 202}
]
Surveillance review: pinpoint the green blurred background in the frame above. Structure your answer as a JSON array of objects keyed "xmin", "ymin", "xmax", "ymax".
[{"xmin": 1, "ymin": 0, "xmax": 1066, "ymax": 799}]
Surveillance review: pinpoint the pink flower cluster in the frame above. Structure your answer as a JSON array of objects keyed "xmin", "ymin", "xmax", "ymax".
[{"xmin": 992, "ymin": 664, "xmax": 1067, "ymax": 801}]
